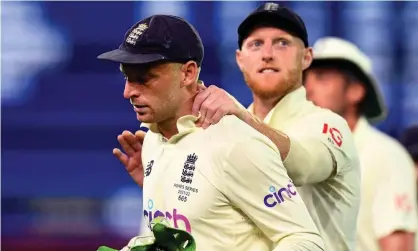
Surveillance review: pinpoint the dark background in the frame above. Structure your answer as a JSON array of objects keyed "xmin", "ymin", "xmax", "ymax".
[{"xmin": 2, "ymin": 1, "xmax": 417, "ymax": 250}]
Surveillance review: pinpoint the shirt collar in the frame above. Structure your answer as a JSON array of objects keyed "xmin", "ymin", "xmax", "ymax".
[
  {"xmin": 248, "ymin": 86, "xmax": 308, "ymax": 124},
  {"xmin": 352, "ymin": 116, "xmax": 370, "ymax": 149},
  {"xmin": 140, "ymin": 114, "xmax": 201, "ymax": 144}
]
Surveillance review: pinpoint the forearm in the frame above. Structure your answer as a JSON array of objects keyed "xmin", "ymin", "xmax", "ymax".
[
  {"xmin": 240, "ymin": 111, "xmax": 335, "ymax": 185},
  {"xmin": 240, "ymin": 111, "xmax": 290, "ymax": 160},
  {"xmin": 284, "ymin": 137, "xmax": 335, "ymax": 185},
  {"xmin": 379, "ymin": 232, "xmax": 415, "ymax": 251}
]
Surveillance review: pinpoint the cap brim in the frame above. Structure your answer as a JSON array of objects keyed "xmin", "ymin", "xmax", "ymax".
[
  {"xmin": 97, "ymin": 49, "xmax": 166, "ymax": 64},
  {"xmin": 309, "ymin": 58, "xmax": 387, "ymax": 123}
]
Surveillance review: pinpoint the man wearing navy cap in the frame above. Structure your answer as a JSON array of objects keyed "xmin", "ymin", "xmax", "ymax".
[
  {"xmin": 187, "ymin": 3, "xmax": 361, "ymax": 251},
  {"xmin": 98, "ymin": 14, "xmax": 324, "ymax": 251}
]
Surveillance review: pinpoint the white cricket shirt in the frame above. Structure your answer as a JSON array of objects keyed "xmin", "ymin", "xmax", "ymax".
[
  {"xmin": 139, "ymin": 115, "xmax": 324, "ymax": 251},
  {"xmin": 248, "ymin": 86, "xmax": 361, "ymax": 251},
  {"xmin": 353, "ymin": 117, "xmax": 417, "ymax": 251}
]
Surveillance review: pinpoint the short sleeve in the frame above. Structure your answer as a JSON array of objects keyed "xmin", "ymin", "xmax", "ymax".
[
  {"xmin": 372, "ymin": 150, "xmax": 417, "ymax": 238},
  {"xmin": 286, "ymin": 112, "xmax": 356, "ymax": 176}
]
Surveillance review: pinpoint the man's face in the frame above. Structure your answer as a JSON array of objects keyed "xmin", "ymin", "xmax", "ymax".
[
  {"xmin": 236, "ymin": 27, "xmax": 312, "ymax": 100},
  {"xmin": 304, "ymin": 67, "xmax": 351, "ymax": 116},
  {"xmin": 121, "ymin": 62, "xmax": 183, "ymax": 123}
]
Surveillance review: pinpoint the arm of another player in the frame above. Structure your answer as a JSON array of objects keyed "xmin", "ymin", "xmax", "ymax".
[
  {"xmin": 193, "ymin": 85, "xmax": 340, "ymax": 186},
  {"xmin": 281, "ymin": 115, "xmax": 355, "ymax": 185},
  {"xmin": 223, "ymin": 136, "xmax": 324, "ymax": 251},
  {"xmin": 240, "ymin": 114, "xmax": 339, "ymax": 186},
  {"xmin": 372, "ymin": 150, "xmax": 417, "ymax": 251}
]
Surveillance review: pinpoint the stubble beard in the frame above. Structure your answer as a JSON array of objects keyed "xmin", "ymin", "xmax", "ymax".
[{"xmin": 243, "ymin": 65, "xmax": 303, "ymax": 100}]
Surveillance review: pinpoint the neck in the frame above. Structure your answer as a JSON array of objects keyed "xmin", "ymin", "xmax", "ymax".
[
  {"xmin": 344, "ymin": 113, "xmax": 359, "ymax": 132},
  {"xmin": 252, "ymin": 84, "xmax": 301, "ymax": 121},
  {"xmin": 252, "ymin": 95, "xmax": 281, "ymax": 121},
  {"xmin": 157, "ymin": 87, "xmax": 198, "ymax": 139},
  {"xmin": 342, "ymin": 108, "xmax": 360, "ymax": 132},
  {"xmin": 158, "ymin": 120, "xmax": 179, "ymax": 140}
]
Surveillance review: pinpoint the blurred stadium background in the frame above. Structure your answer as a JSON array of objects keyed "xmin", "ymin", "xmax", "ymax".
[{"xmin": 1, "ymin": 1, "xmax": 418, "ymax": 250}]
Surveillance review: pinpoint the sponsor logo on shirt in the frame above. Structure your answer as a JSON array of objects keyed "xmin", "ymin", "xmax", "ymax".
[
  {"xmin": 322, "ymin": 123, "xmax": 343, "ymax": 147},
  {"xmin": 395, "ymin": 193, "xmax": 413, "ymax": 213},
  {"xmin": 263, "ymin": 181, "xmax": 297, "ymax": 207},
  {"xmin": 143, "ymin": 199, "xmax": 192, "ymax": 233}
]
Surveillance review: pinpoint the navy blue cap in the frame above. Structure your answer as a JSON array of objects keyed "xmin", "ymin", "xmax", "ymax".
[
  {"xmin": 97, "ymin": 15, "xmax": 204, "ymax": 66},
  {"xmin": 238, "ymin": 2, "xmax": 308, "ymax": 48},
  {"xmin": 400, "ymin": 125, "xmax": 418, "ymax": 161}
]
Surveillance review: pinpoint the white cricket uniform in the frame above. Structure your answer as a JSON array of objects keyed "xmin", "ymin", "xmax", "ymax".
[
  {"xmin": 139, "ymin": 115, "xmax": 324, "ymax": 251},
  {"xmin": 353, "ymin": 117, "xmax": 417, "ymax": 251},
  {"xmin": 248, "ymin": 86, "xmax": 361, "ymax": 251}
]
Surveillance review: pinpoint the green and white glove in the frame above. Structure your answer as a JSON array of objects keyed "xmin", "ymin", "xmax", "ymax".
[{"xmin": 97, "ymin": 217, "xmax": 196, "ymax": 251}]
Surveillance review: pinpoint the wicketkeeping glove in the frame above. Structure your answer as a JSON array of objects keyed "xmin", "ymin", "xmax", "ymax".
[{"xmin": 97, "ymin": 216, "xmax": 196, "ymax": 251}]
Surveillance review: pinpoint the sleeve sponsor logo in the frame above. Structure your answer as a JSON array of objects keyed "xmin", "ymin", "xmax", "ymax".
[
  {"xmin": 263, "ymin": 181, "xmax": 297, "ymax": 208},
  {"xmin": 322, "ymin": 123, "xmax": 343, "ymax": 147}
]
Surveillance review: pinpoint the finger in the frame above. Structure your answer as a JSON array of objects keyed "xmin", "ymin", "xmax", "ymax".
[
  {"xmin": 200, "ymin": 95, "xmax": 221, "ymax": 124},
  {"xmin": 202, "ymin": 101, "xmax": 222, "ymax": 125},
  {"xmin": 135, "ymin": 130, "xmax": 146, "ymax": 143},
  {"xmin": 117, "ymin": 134, "xmax": 136, "ymax": 157},
  {"xmin": 192, "ymin": 89, "xmax": 211, "ymax": 116},
  {"xmin": 201, "ymin": 118, "xmax": 212, "ymax": 129},
  {"xmin": 195, "ymin": 117, "xmax": 203, "ymax": 127},
  {"xmin": 210, "ymin": 109, "xmax": 227, "ymax": 125},
  {"xmin": 113, "ymin": 148, "xmax": 129, "ymax": 166},
  {"xmin": 122, "ymin": 130, "xmax": 141, "ymax": 151}
]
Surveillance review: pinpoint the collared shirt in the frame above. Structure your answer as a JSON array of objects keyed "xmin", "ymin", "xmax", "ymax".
[
  {"xmin": 353, "ymin": 117, "xmax": 417, "ymax": 251},
  {"xmin": 248, "ymin": 86, "xmax": 361, "ymax": 251},
  {"xmin": 139, "ymin": 115, "xmax": 324, "ymax": 251}
]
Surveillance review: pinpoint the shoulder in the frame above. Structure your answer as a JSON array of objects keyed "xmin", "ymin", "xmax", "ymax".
[
  {"xmin": 288, "ymin": 105, "xmax": 360, "ymax": 175},
  {"xmin": 362, "ymin": 126, "xmax": 414, "ymax": 169},
  {"xmin": 207, "ymin": 115, "xmax": 278, "ymax": 149},
  {"xmin": 367, "ymin": 126, "xmax": 409, "ymax": 154},
  {"xmin": 290, "ymin": 105, "xmax": 356, "ymax": 156},
  {"xmin": 206, "ymin": 115, "xmax": 282, "ymax": 162},
  {"xmin": 305, "ymin": 105, "xmax": 348, "ymax": 129},
  {"xmin": 287, "ymin": 103, "xmax": 350, "ymax": 138}
]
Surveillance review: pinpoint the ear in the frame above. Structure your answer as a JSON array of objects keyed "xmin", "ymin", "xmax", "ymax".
[
  {"xmin": 301, "ymin": 47, "xmax": 313, "ymax": 71},
  {"xmin": 181, "ymin": 61, "xmax": 199, "ymax": 87},
  {"xmin": 235, "ymin": 49, "xmax": 244, "ymax": 72},
  {"xmin": 346, "ymin": 82, "xmax": 366, "ymax": 105}
]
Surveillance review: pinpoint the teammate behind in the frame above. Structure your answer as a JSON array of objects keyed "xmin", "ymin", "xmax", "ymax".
[
  {"xmin": 304, "ymin": 37, "xmax": 417, "ymax": 251},
  {"xmin": 98, "ymin": 14, "xmax": 324, "ymax": 251},
  {"xmin": 188, "ymin": 4, "xmax": 361, "ymax": 251}
]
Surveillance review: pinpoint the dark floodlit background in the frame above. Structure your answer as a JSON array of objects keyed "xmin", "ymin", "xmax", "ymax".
[{"xmin": 2, "ymin": 1, "xmax": 417, "ymax": 250}]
